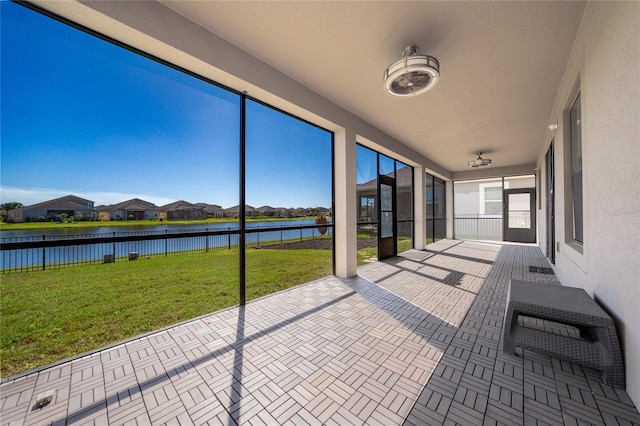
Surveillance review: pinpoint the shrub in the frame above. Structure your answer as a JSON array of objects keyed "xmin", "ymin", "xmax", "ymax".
[{"xmin": 315, "ymin": 214, "xmax": 328, "ymax": 235}]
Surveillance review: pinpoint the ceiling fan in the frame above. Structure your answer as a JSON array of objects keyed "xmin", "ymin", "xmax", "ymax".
[
  {"xmin": 383, "ymin": 45, "xmax": 440, "ymax": 97},
  {"xmin": 468, "ymin": 152, "xmax": 492, "ymax": 168}
]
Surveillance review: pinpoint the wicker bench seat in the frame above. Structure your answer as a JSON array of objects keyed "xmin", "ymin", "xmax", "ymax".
[{"xmin": 502, "ymin": 279, "xmax": 624, "ymax": 388}]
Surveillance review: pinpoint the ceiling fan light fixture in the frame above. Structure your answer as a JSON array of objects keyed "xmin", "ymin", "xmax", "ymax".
[
  {"xmin": 384, "ymin": 45, "xmax": 440, "ymax": 97},
  {"xmin": 468, "ymin": 152, "xmax": 492, "ymax": 168}
]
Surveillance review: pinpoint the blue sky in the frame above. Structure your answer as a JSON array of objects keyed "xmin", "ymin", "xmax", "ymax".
[{"xmin": 1, "ymin": 2, "xmax": 332, "ymax": 209}]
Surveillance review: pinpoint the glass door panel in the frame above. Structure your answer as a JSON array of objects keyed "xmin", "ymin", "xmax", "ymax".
[
  {"xmin": 378, "ymin": 175, "xmax": 396, "ymax": 259},
  {"xmin": 507, "ymin": 193, "xmax": 531, "ymax": 229},
  {"xmin": 380, "ymin": 184, "xmax": 393, "ymax": 238},
  {"xmin": 503, "ymin": 189, "xmax": 536, "ymax": 243}
]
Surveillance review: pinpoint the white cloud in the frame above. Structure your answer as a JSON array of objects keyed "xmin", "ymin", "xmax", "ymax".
[{"xmin": 0, "ymin": 186, "xmax": 176, "ymax": 207}]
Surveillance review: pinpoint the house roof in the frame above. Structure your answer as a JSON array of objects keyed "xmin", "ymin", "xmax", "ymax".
[
  {"xmin": 199, "ymin": 204, "xmax": 224, "ymax": 214},
  {"xmin": 223, "ymin": 205, "xmax": 256, "ymax": 213},
  {"xmin": 357, "ymin": 166, "xmax": 414, "ymax": 191},
  {"xmin": 194, "ymin": 203, "xmax": 222, "ymax": 209},
  {"xmin": 108, "ymin": 198, "xmax": 156, "ymax": 211},
  {"xmin": 158, "ymin": 200, "xmax": 201, "ymax": 212},
  {"xmin": 11, "ymin": 195, "xmax": 95, "ymax": 212}
]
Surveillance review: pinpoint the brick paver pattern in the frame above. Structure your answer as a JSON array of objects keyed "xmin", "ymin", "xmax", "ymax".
[{"xmin": 2, "ymin": 240, "xmax": 639, "ymax": 425}]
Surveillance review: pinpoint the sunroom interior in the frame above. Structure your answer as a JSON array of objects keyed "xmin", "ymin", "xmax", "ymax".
[{"xmin": 7, "ymin": 0, "xmax": 640, "ymax": 413}]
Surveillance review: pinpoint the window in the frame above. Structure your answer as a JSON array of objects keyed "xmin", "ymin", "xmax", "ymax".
[
  {"xmin": 360, "ymin": 196, "xmax": 376, "ymax": 221},
  {"xmin": 482, "ymin": 186, "xmax": 503, "ymax": 214},
  {"xmin": 478, "ymin": 180, "xmax": 505, "ymax": 215},
  {"xmin": 570, "ymin": 93, "xmax": 583, "ymax": 243}
]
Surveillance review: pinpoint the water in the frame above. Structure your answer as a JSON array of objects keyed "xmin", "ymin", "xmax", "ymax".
[
  {"xmin": 1, "ymin": 220, "xmax": 332, "ymax": 270},
  {"xmin": 0, "ymin": 220, "xmax": 324, "ymax": 239}
]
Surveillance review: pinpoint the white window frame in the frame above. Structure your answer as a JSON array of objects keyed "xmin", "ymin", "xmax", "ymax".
[{"xmin": 478, "ymin": 182, "xmax": 509, "ymax": 214}]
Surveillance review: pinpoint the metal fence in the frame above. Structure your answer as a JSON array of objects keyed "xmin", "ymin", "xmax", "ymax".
[
  {"xmin": 355, "ymin": 219, "xmax": 415, "ymax": 256},
  {"xmin": 454, "ymin": 214, "xmax": 502, "ymax": 241},
  {"xmin": 0, "ymin": 224, "xmax": 333, "ymax": 273}
]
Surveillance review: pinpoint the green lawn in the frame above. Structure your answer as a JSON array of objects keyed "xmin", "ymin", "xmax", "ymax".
[
  {"xmin": 356, "ymin": 237, "xmax": 413, "ymax": 265},
  {"xmin": 0, "ymin": 248, "xmax": 332, "ymax": 378}
]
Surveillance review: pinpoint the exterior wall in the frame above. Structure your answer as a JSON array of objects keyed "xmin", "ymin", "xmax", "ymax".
[
  {"xmin": 7, "ymin": 209, "xmax": 24, "ymax": 222},
  {"xmin": 22, "ymin": 208, "xmax": 48, "ymax": 221},
  {"xmin": 453, "ymin": 181, "xmax": 484, "ymax": 215},
  {"xmin": 12, "ymin": 207, "xmax": 96, "ymax": 222},
  {"xmin": 453, "ymin": 175, "xmax": 537, "ymax": 242},
  {"xmin": 166, "ymin": 209, "xmax": 206, "ymax": 220},
  {"xmin": 111, "ymin": 210, "xmax": 125, "ymax": 220},
  {"xmin": 453, "ymin": 179, "xmax": 503, "ymax": 241},
  {"xmin": 145, "ymin": 210, "xmax": 160, "ymax": 219},
  {"xmin": 539, "ymin": 1, "xmax": 640, "ymax": 405},
  {"xmin": 504, "ymin": 175, "xmax": 535, "ymax": 190}
]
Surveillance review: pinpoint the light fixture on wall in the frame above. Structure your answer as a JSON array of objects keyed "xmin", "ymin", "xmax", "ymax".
[
  {"xmin": 548, "ymin": 123, "xmax": 558, "ymax": 131},
  {"xmin": 468, "ymin": 152, "xmax": 492, "ymax": 168},
  {"xmin": 383, "ymin": 45, "xmax": 440, "ymax": 97}
]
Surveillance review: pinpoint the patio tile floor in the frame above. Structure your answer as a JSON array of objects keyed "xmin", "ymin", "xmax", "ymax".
[{"xmin": 2, "ymin": 240, "xmax": 639, "ymax": 425}]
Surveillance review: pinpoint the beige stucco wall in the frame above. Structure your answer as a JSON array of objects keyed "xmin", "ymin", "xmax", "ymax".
[{"xmin": 539, "ymin": 1, "xmax": 640, "ymax": 405}]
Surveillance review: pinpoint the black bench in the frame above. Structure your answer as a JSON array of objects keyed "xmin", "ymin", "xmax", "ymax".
[{"xmin": 503, "ymin": 279, "xmax": 624, "ymax": 388}]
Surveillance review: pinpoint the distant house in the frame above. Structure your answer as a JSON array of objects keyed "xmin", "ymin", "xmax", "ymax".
[
  {"xmin": 109, "ymin": 198, "xmax": 158, "ymax": 220},
  {"xmin": 273, "ymin": 207, "xmax": 290, "ymax": 217},
  {"xmin": 96, "ymin": 205, "xmax": 111, "ymax": 221},
  {"xmin": 7, "ymin": 195, "xmax": 97, "ymax": 223},
  {"xmin": 159, "ymin": 200, "xmax": 207, "ymax": 220},
  {"xmin": 356, "ymin": 166, "xmax": 413, "ymax": 221},
  {"xmin": 194, "ymin": 203, "xmax": 224, "ymax": 218},
  {"xmin": 223, "ymin": 205, "xmax": 258, "ymax": 218},
  {"xmin": 317, "ymin": 207, "xmax": 332, "ymax": 217},
  {"xmin": 256, "ymin": 206, "xmax": 276, "ymax": 217}
]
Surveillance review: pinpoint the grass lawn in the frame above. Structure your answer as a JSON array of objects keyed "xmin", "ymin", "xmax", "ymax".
[
  {"xmin": 0, "ymin": 248, "xmax": 332, "ymax": 378},
  {"xmin": 356, "ymin": 237, "xmax": 413, "ymax": 265}
]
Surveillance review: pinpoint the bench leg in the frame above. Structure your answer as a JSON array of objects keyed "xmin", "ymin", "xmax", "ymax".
[
  {"xmin": 502, "ymin": 307, "xmax": 519, "ymax": 355},
  {"xmin": 595, "ymin": 327, "xmax": 626, "ymax": 388}
]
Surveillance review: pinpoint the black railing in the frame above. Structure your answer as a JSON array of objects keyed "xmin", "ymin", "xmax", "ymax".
[
  {"xmin": 454, "ymin": 214, "xmax": 502, "ymax": 241},
  {"xmin": 0, "ymin": 224, "xmax": 333, "ymax": 273},
  {"xmin": 356, "ymin": 219, "xmax": 415, "ymax": 255}
]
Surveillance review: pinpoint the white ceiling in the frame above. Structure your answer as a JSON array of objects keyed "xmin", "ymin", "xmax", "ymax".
[{"xmin": 160, "ymin": 1, "xmax": 585, "ymax": 173}]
